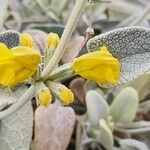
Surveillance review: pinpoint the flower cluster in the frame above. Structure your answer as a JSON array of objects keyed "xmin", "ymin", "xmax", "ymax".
[
  {"xmin": 0, "ymin": 32, "xmax": 74, "ymax": 107},
  {"xmin": 0, "ymin": 31, "xmax": 121, "ymax": 107}
]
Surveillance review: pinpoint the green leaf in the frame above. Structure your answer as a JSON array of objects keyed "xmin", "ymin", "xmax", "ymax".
[
  {"xmin": 87, "ymin": 27, "xmax": 150, "ymax": 85},
  {"xmin": 110, "ymin": 87, "xmax": 139, "ymax": 123},
  {"xmin": 86, "ymin": 90, "xmax": 109, "ymax": 126}
]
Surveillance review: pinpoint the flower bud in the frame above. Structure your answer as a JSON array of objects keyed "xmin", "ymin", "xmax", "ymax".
[
  {"xmin": 45, "ymin": 32, "xmax": 59, "ymax": 48},
  {"xmin": 58, "ymin": 86, "xmax": 74, "ymax": 105},
  {"xmin": 38, "ymin": 89, "xmax": 52, "ymax": 106},
  {"xmin": 19, "ymin": 33, "xmax": 34, "ymax": 47},
  {"xmin": 46, "ymin": 81, "xmax": 74, "ymax": 105}
]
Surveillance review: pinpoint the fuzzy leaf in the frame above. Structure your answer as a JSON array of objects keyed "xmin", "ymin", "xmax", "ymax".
[
  {"xmin": 0, "ymin": 87, "xmax": 16, "ymax": 111},
  {"xmin": 87, "ymin": 27, "xmax": 150, "ymax": 85},
  {"xmin": 0, "ymin": 30, "xmax": 19, "ymax": 48},
  {"xmin": 0, "ymin": 85, "xmax": 33, "ymax": 150},
  {"xmin": 110, "ymin": 87, "xmax": 139, "ymax": 122},
  {"xmin": 34, "ymin": 103, "xmax": 75, "ymax": 150},
  {"xmin": 119, "ymin": 139, "xmax": 149, "ymax": 150},
  {"xmin": 98, "ymin": 119, "xmax": 114, "ymax": 150},
  {"xmin": 0, "ymin": 101, "xmax": 33, "ymax": 150},
  {"xmin": 127, "ymin": 73, "xmax": 150, "ymax": 100},
  {"xmin": 86, "ymin": 90, "xmax": 109, "ymax": 126}
]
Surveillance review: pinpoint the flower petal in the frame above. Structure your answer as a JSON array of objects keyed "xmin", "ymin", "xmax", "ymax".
[
  {"xmin": 71, "ymin": 46, "xmax": 120, "ymax": 86},
  {"xmin": 0, "ymin": 44, "xmax": 41, "ymax": 86}
]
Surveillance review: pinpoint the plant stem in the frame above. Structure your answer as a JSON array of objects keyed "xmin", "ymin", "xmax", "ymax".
[
  {"xmin": 41, "ymin": 0, "xmax": 86, "ymax": 80},
  {"xmin": 0, "ymin": 85, "xmax": 36, "ymax": 119},
  {"xmin": 130, "ymin": 3, "xmax": 150, "ymax": 26}
]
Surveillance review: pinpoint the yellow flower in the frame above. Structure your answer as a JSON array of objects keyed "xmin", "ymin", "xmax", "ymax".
[
  {"xmin": 19, "ymin": 33, "xmax": 34, "ymax": 47},
  {"xmin": 59, "ymin": 86, "xmax": 74, "ymax": 105},
  {"xmin": 0, "ymin": 43, "xmax": 40, "ymax": 86},
  {"xmin": 38, "ymin": 89, "xmax": 52, "ymax": 106},
  {"xmin": 45, "ymin": 32, "xmax": 60, "ymax": 47},
  {"xmin": 71, "ymin": 46, "xmax": 120, "ymax": 85}
]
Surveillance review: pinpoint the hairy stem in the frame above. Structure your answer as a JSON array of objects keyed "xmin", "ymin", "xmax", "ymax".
[
  {"xmin": 130, "ymin": 3, "xmax": 150, "ymax": 26},
  {"xmin": 0, "ymin": 85, "xmax": 36, "ymax": 119},
  {"xmin": 41, "ymin": 0, "xmax": 86, "ymax": 79}
]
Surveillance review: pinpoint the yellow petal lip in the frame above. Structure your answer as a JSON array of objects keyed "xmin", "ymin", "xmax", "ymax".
[
  {"xmin": 0, "ymin": 43, "xmax": 41, "ymax": 86},
  {"xmin": 45, "ymin": 32, "xmax": 60, "ymax": 47},
  {"xmin": 59, "ymin": 86, "xmax": 74, "ymax": 105},
  {"xmin": 19, "ymin": 33, "xmax": 34, "ymax": 47},
  {"xmin": 71, "ymin": 46, "xmax": 120, "ymax": 86},
  {"xmin": 38, "ymin": 89, "xmax": 52, "ymax": 106}
]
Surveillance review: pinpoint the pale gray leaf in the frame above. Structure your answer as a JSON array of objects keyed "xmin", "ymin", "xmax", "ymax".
[
  {"xmin": 116, "ymin": 15, "xmax": 150, "ymax": 28},
  {"xmin": 0, "ymin": 30, "xmax": 19, "ymax": 48},
  {"xmin": 116, "ymin": 121, "xmax": 150, "ymax": 129},
  {"xmin": 98, "ymin": 119, "xmax": 113, "ymax": 150},
  {"xmin": 87, "ymin": 26, "xmax": 150, "ymax": 84},
  {"xmin": 119, "ymin": 139, "xmax": 149, "ymax": 150},
  {"xmin": 110, "ymin": 87, "xmax": 139, "ymax": 123},
  {"xmin": 86, "ymin": 90, "xmax": 109, "ymax": 126},
  {"xmin": 0, "ymin": 101, "xmax": 33, "ymax": 150},
  {"xmin": 0, "ymin": 87, "xmax": 16, "ymax": 111}
]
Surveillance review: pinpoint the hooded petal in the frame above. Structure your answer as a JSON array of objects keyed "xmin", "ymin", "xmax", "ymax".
[
  {"xmin": 71, "ymin": 46, "xmax": 120, "ymax": 86},
  {"xmin": 0, "ymin": 44, "xmax": 40, "ymax": 86}
]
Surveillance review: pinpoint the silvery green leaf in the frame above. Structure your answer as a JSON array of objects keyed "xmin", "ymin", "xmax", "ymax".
[
  {"xmin": 116, "ymin": 15, "xmax": 149, "ymax": 29},
  {"xmin": 86, "ymin": 90, "xmax": 109, "ymax": 126},
  {"xmin": 12, "ymin": 84, "xmax": 29, "ymax": 98},
  {"xmin": 119, "ymin": 139, "xmax": 149, "ymax": 150},
  {"xmin": 0, "ymin": 101, "xmax": 33, "ymax": 150},
  {"xmin": 0, "ymin": 30, "xmax": 19, "ymax": 48},
  {"xmin": 116, "ymin": 121, "xmax": 150, "ymax": 129},
  {"xmin": 97, "ymin": 119, "xmax": 114, "ymax": 150},
  {"xmin": 110, "ymin": 87, "xmax": 139, "ymax": 122},
  {"xmin": 127, "ymin": 73, "xmax": 150, "ymax": 100},
  {"xmin": 115, "ymin": 121, "xmax": 150, "ymax": 133},
  {"xmin": 87, "ymin": 27, "xmax": 150, "ymax": 85},
  {"xmin": 0, "ymin": 85, "xmax": 33, "ymax": 150},
  {"xmin": 0, "ymin": 87, "xmax": 16, "ymax": 111},
  {"xmin": 107, "ymin": 0, "xmax": 148, "ymax": 20}
]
